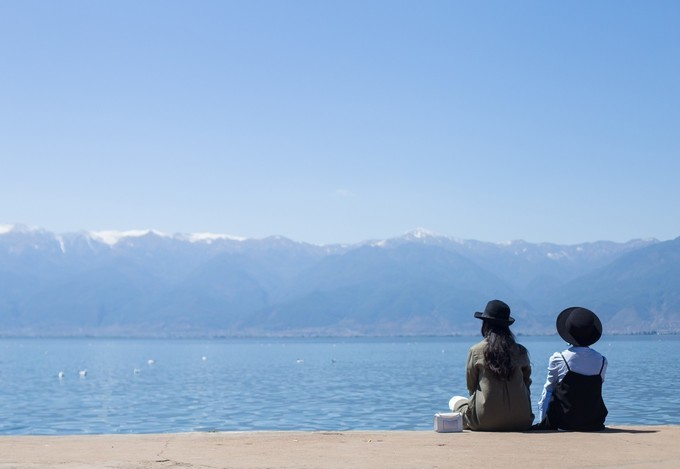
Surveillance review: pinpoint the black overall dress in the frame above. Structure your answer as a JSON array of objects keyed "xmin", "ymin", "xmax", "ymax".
[{"xmin": 543, "ymin": 353, "xmax": 608, "ymax": 431}]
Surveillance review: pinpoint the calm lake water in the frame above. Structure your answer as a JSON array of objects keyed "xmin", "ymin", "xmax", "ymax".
[{"xmin": 0, "ymin": 335, "xmax": 677, "ymax": 435}]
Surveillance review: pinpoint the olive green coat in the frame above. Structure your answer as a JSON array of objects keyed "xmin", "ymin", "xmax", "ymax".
[{"xmin": 461, "ymin": 338, "xmax": 534, "ymax": 431}]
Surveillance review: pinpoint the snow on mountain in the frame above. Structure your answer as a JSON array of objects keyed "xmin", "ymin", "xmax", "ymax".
[
  {"xmin": 406, "ymin": 228, "xmax": 440, "ymax": 239},
  {"xmin": 401, "ymin": 228, "xmax": 464, "ymax": 244},
  {"xmin": 0, "ymin": 223, "xmax": 43, "ymax": 235},
  {"xmin": 180, "ymin": 232, "xmax": 246, "ymax": 243},
  {"xmin": 85, "ymin": 230, "xmax": 247, "ymax": 246},
  {"xmin": 87, "ymin": 229, "xmax": 170, "ymax": 246}
]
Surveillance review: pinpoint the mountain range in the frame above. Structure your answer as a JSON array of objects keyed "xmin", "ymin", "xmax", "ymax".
[{"xmin": 1, "ymin": 225, "xmax": 678, "ymax": 337}]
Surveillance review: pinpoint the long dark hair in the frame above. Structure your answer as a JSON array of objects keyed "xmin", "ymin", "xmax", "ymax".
[{"xmin": 481, "ymin": 320, "xmax": 517, "ymax": 380}]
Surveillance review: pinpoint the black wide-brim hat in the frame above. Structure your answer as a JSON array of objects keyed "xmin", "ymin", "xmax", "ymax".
[
  {"xmin": 556, "ymin": 306, "xmax": 602, "ymax": 347},
  {"xmin": 474, "ymin": 299, "xmax": 515, "ymax": 325}
]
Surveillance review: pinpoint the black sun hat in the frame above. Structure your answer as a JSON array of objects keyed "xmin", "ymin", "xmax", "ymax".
[
  {"xmin": 556, "ymin": 306, "xmax": 602, "ymax": 347},
  {"xmin": 474, "ymin": 299, "xmax": 515, "ymax": 326}
]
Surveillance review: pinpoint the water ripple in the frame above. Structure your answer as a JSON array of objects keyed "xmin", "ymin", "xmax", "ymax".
[{"xmin": 0, "ymin": 336, "xmax": 677, "ymax": 434}]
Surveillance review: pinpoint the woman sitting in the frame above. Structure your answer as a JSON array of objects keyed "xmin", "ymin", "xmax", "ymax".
[
  {"xmin": 535, "ymin": 307, "xmax": 608, "ymax": 431},
  {"xmin": 449, "ymin": 299, "xmax": 534, "ymax": 431}
]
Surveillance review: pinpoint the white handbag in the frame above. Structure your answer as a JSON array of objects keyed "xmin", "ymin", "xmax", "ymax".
[{"xmin": 433, "ymin": 412, "xmax": 463, "ymax": 432}]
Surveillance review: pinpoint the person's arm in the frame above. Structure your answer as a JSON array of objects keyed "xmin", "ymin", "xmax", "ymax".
[
  {"xmin": 537, "ymin": 352, "xmax": 562, "ymax": 422},
  {"xmin": 521, "ymin": 347, "xmax": 532, "ymax": 390},
  {"xmin": 465, "ymin": 348, "xmax": 477, "ymax": 396},
  {"xmin": 522, "ymin": 361, "xmax": 532, "ymax": 391}
]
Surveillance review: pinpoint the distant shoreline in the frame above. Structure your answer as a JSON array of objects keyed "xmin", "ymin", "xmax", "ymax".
[{"xmin": 1, "ymin": 331, "xmax": 678, "ymax": 339}]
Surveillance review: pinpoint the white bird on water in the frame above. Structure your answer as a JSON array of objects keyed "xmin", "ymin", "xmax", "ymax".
[
  {"xmin": 79, "ymin": 370, "xmax": 87, "ymax": 378},
  {"xmin": 58, "ymin": 371, "xmax": 65, "ymax": 379},
  {"xmin": 147, "ymin": 359, "xmax": 155, "ymax": 366}
]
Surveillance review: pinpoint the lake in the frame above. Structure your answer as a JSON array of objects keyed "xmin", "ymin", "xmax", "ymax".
[{"xmin": 0, "ymin": 335, "xmax": 677, "ymax": 435}]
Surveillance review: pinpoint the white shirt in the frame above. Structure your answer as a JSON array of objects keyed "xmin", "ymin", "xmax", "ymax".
[{"xmin": 537, "ymin": 346, "xmax": 607, "ymax": 422}]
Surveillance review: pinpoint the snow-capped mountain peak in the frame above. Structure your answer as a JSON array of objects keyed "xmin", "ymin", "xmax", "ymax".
[
  {"xmin": 180, "ymin": 232, "xmax": 246, "ymax": 243},
  {"xmin": 87, "ymin": 229, "xmax": 169, "ymax": 246},
  {"xmin": 0, "ymin": 223, "xmax": 42, "ymax": 235},
  {"xmin": 404, "ymin": 228, "xmax": 440, "ymax": 239}
]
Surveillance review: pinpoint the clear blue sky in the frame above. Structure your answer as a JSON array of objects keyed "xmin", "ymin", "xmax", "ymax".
[{"xmin": 1, "ymin": 1, "xmax": 679, "ymax": 245}]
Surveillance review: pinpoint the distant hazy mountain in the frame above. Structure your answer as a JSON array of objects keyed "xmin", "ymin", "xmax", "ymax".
[
  {"xmin": 0, "ymin": 225, "xmax": 675, "ymax": 337},
  {"xmin": 541, "ymin": 237, "xmax": 680, "ymax": 334}
]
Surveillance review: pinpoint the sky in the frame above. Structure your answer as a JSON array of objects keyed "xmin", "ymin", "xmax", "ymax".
[{"xmin": 1, "ymin": 1, "xmax": 679, "ymax": 246}]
